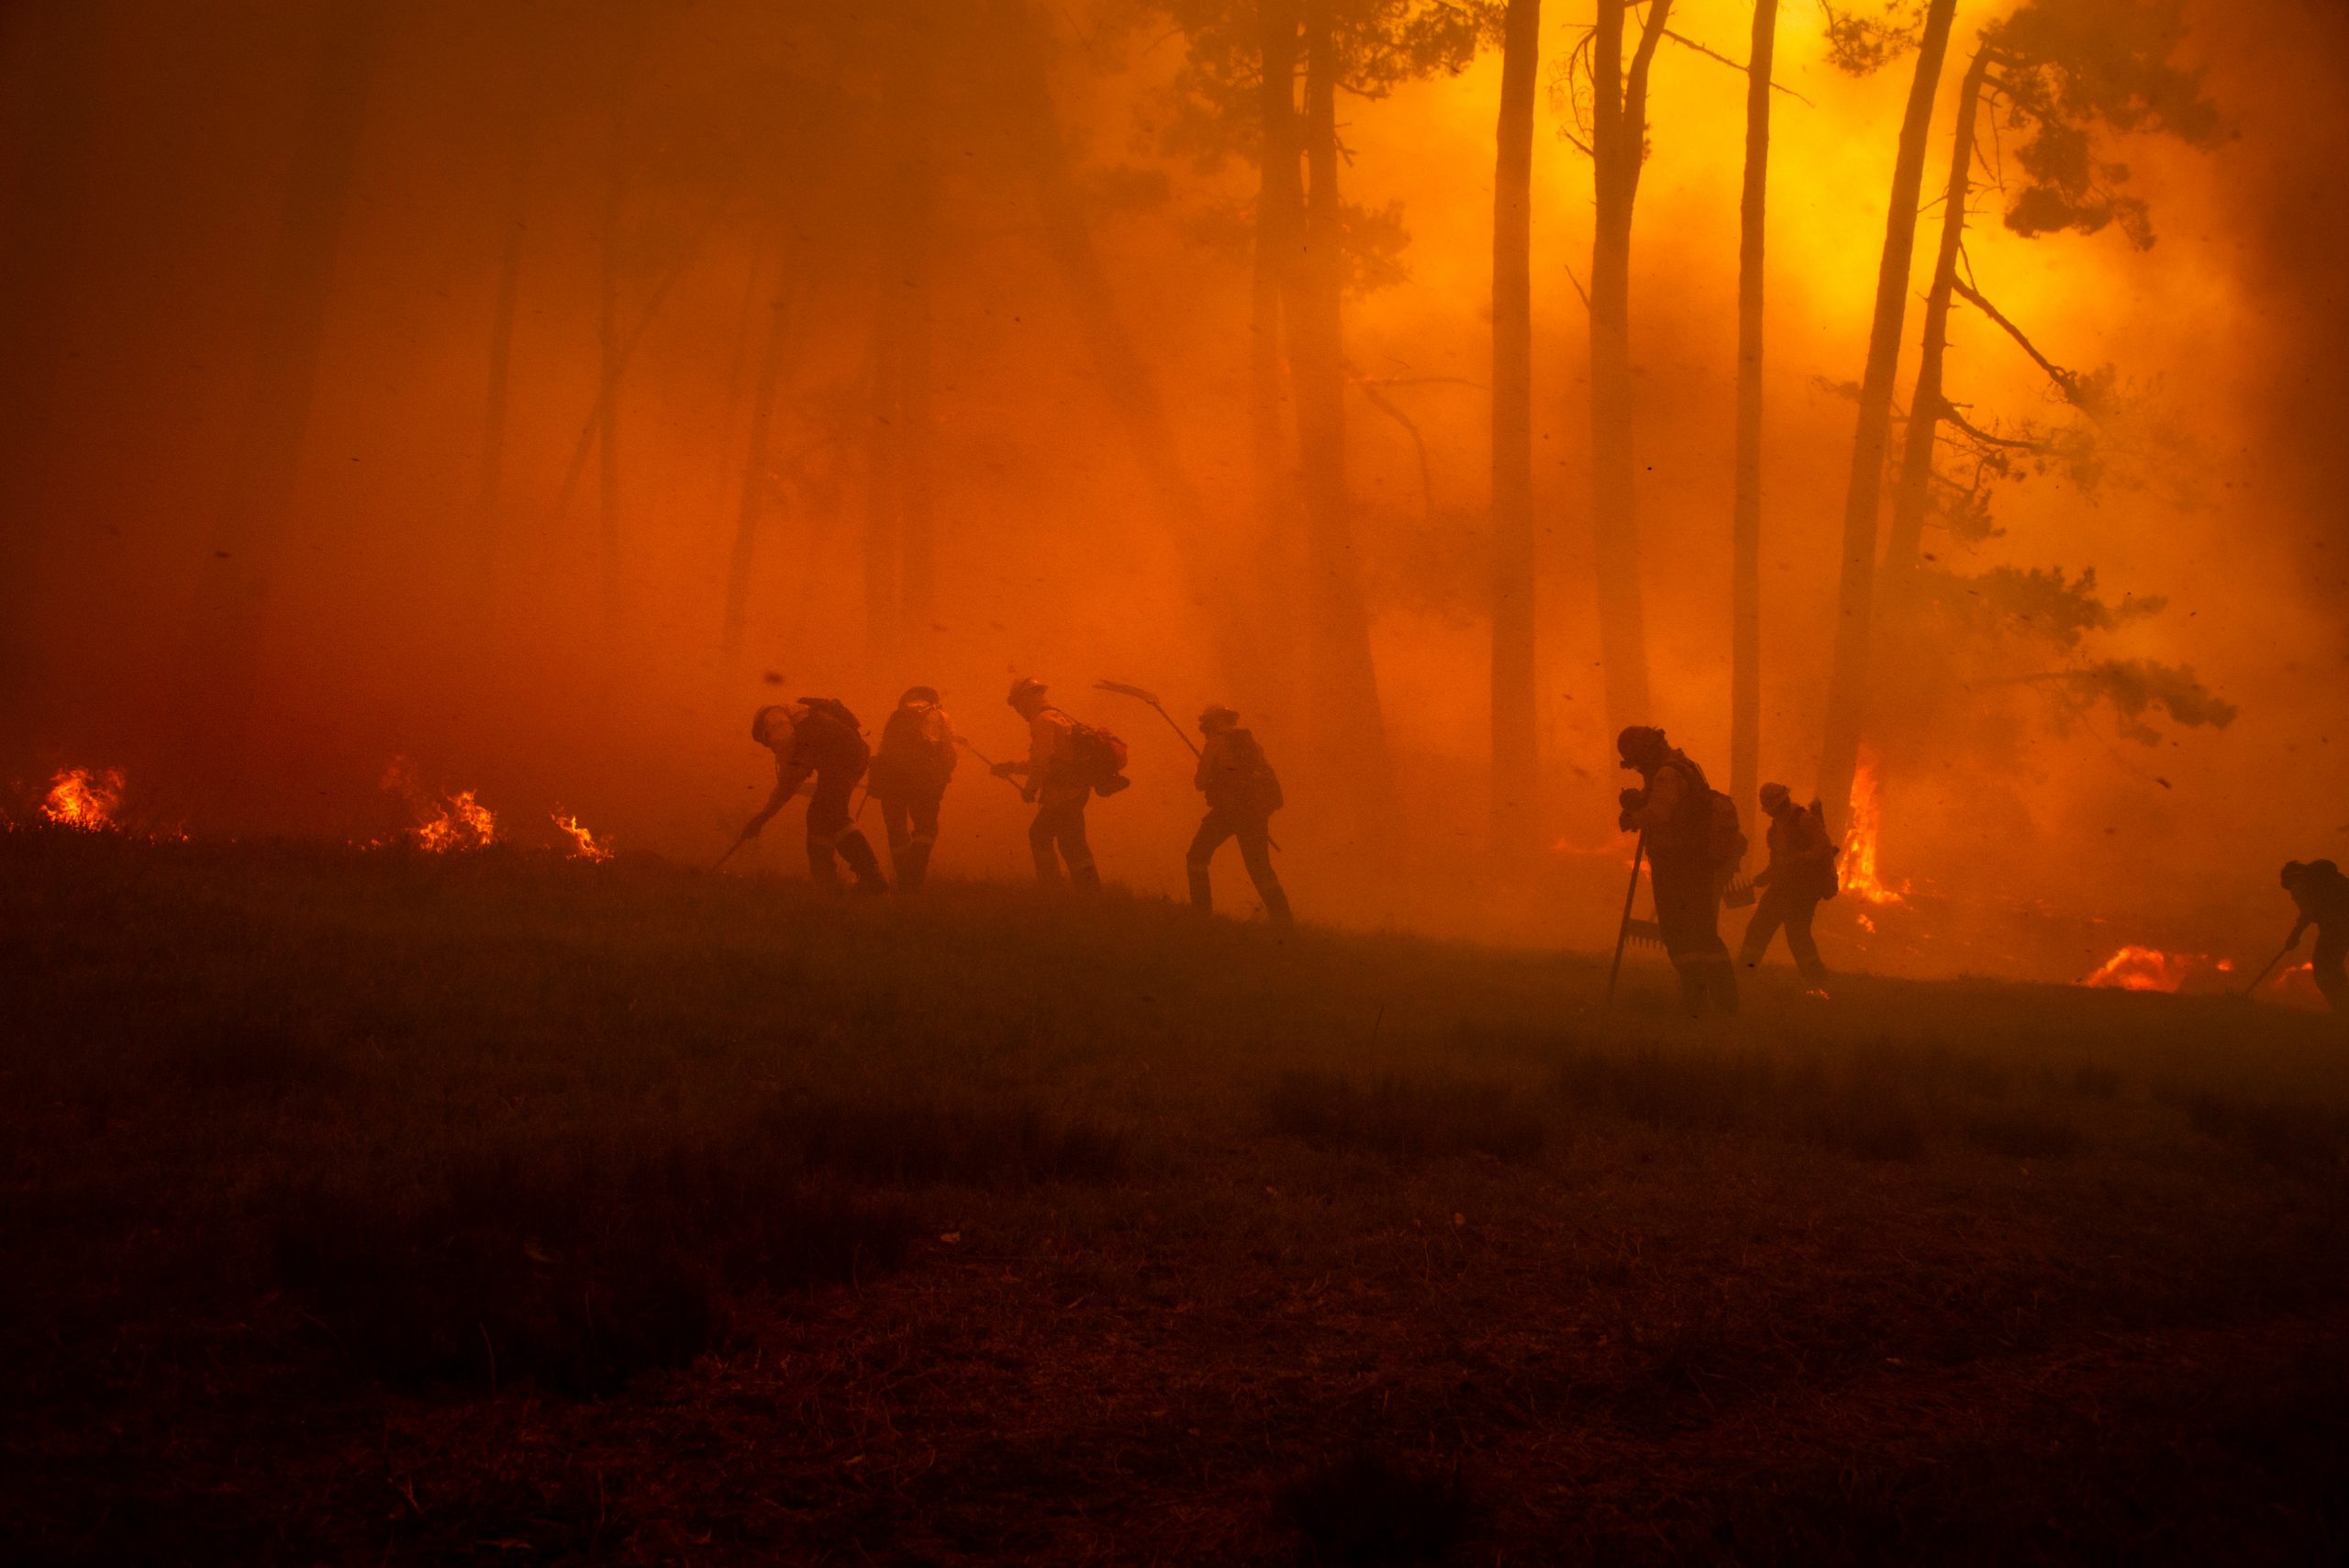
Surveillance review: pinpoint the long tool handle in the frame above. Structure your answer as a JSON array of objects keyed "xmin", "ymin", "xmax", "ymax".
[
  {"xmin": 712, "ymin": 835, "xmax": 747, "ymax": 872},
  {"xmin": 1147, "ymin": 698, "xmax": 1203, "ymax": 759},
  {"xmin": 955, "ymin": 736, "xmax": 1031, "ymax": 795},
  {"xmin": 1605, "ymin": 833, "xmax": 1647, "ymax": 1010},
  {"xmin": 2239, "ymin": 938, "xmax": 2297, "ymax": 997}
]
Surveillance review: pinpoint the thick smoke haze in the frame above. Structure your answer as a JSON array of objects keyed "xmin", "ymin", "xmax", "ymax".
[{"xmin": 0, "ymin": 0, "xmax": 2340, "ymax": 979}]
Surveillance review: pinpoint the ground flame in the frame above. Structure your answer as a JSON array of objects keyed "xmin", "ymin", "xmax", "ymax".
[
  {"xmin": 1841, "ymin": 753, "xmax": 1907, "ymax": 906},
  {"xmin": 42, "ymin": 767, "xmax": 125, "ymax": 831},
  {"xmin": 2082, "ymin": 945, "xmax": 2195, "ymax": 993},
  {"xmin": 382, "ymin": 757, "xmax": 496, "ymax": 852},
  {"xmin": 551, "ymin": 811, "xmax": 612, "ymax": 862}
]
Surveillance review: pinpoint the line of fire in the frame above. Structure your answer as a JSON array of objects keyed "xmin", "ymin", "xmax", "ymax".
[{"xmin": 3, "ymin": 1, "xmax": 2345, "ymax": 1562}]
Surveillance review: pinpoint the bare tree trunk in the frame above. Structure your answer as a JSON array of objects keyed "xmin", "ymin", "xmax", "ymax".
[
  {"xmin": 1730, "ymin": 0, "xmax": 1778, "ymax": 821},
  {"xmin": 991, "ymin": 0, "xmax": 1252, "ymax": 683},
  {"xmin": 862, "ymin": 289, "xmax": 901, "ymax": 673},
  {"xmin": 1586, "ymin": 0, "xmax": 1671, "ymax": 733},
  {"xmin": 895, "ymin": 21, "xmax": 939, "ymax": 654},
  {"xmin": 1813, "ymin": 0, "xmax": 1957, "ymax": 833},
  {"xmin": 596, "ymin": 83, "xmax": 626, "ymax": 670},
  {"xmin": 1289, "ymin": 0, "xmax": 1398, "ymax": 819},
  {"xmin": 177, "ymin": 0, "xmax": 387, "ymax": 783},
  {"xmin": 1250, "ymin": 0, "xmax": 1305, "ymax": 715},
  {"xmin": 721, "ymin": 250, "xmax": 797, "ymax": 659},
  {"xmin": 0, "ymin": 0, "xmax": 102, "ymax": 768},
  {"xmin": 1489, "ymin": 0, "xmax": 1540, "ymax": 850},
  {"xmin": 473, "ymin": 50, "xmax": 544, "ymax": 607},
  {"xmin": 1885, "ymin": 43, "xmax": 1993, "ymax": 581}
]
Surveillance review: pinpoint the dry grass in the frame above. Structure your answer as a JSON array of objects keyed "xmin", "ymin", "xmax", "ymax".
[{"xmin": 2, "ymin": 829, "xmax": 2346, "ymax": 1563}]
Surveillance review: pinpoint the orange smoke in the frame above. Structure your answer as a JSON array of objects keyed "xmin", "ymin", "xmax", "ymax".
[
  {"xmin": 551, "ymin": 811, "xmax": 612, "ymax": 862},
  {"xmin": 42, "ymin": 767, "xmax": 125, "ymax": 831},
  {"xmin": 2082, "ymin": 945, "xmax": 2198, "ymax": 993},
  {"xmin": 382, "ymin": 757, "xmax": 496, "ymax": 852},
  {"xmin": 1841, "ymin": 753, "xmax": 1906, "ymax": 906}
]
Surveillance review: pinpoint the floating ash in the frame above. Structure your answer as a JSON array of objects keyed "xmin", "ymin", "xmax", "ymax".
[
  {"xmin": 42, "ymin": 767, "xmax": 126, "ymax": 831},
  {"xmin": 381, "ymin": 756, "xmax": 496, "ymax": 852},
  {"xmin": 551, "ymin": 811, "xmax": 613, "ymax": 862}
]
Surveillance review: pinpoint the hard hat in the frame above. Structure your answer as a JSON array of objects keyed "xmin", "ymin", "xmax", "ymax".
[
  {"xmin": 1616, "ymin": 725, "xmax": 1664, "ymax": 765},
  {"xmin": 1008, "ymin": 677, "xmax": 1048, "ymax": 708},
  {"xmin": 751, "ymin": 704, "xmax": 792, "ymax": 744},
  {"xmin": 1198, "ymin": 705, "xmax": 1240, "ymax": 731},
  {"xmin": 900, "ymin": 685, "xmax": 941, "ymax": 706},
  {"xmin": 1759, "ymin": 782, "xmax": 1792, "ymax": 811},
  {"xmin": 2282, "ymin": 860, "xmax": 2310, "ymax": 888}
]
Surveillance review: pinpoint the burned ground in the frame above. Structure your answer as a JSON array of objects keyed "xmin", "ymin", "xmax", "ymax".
[{"xmin": 3, "ymin": 834, "xmax": 2345, "ymax": 1563}]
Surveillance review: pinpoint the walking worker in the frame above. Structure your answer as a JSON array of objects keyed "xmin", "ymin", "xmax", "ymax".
[
  {"xmin": 1186, "ymin": 706, "xmax": 1291, "ymax": 923},
  {"xmin": 993, "ymin": 677, "xmax": 1103, "ymax": 892},
  {"xmin": 2279, "ymin": 859, "xmax": 2349, "ymax": 1013},
  {"xmin": 1617, "ymin": 725, "xmax": 1740, "ymax": 1016},
  {"xmin": 868, "ymin": 685, "xmax": 958, "ymax": 891},
  {"xmin": 1738, "ymin": 782, "xmax": 1837, "ymax": 987},
  {"xmin": 737, "ymin": 699, "xmax": 887, "ymax": 895}
]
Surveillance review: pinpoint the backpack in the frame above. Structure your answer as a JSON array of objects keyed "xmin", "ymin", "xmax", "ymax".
[
  {"xmin": 1810, "ymin": 798, "xmax": 1842, "ymax": 900},
  {"xmin": 1070, "ymin": 720, "xmax": 1130, "ymax": 795},
  {"xmin": 1215, "ymin": 729, "xmax": 1283, "ymax": 814},
  {"xmin": 797, "ymin": 695, "xmax": 862, "ymax": 734},
  {"xmin": 1706, "ymin": 789, "xmax": 1747, "ymax": 875},
  {"xmin": 875, "ymin": 703, "xmax": 955, "ymax": 793}
]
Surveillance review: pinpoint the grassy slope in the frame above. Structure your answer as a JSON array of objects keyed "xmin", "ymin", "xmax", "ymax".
[{"xmin": 3, "ymin": 835, "xmax": 2346, "ymax": 1564}]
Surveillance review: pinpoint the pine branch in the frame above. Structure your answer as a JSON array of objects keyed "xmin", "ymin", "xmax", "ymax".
[{"xmin": 1658, "ymin": 28, "xmax": 1814, "ymax": 105}]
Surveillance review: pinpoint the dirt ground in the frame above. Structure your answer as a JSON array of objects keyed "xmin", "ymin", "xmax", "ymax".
[{"xmin": 4, "ymin": 835, "xmax": 2344, "ymax": 1564}]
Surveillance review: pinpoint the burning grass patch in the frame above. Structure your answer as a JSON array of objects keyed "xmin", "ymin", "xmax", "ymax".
[
  {"xmin": 275, "ymin": 1142, "xmax": 913, "ymax": 1395},
  {"xmin": 1263, "ymin": 1071, "xmax": 1548, "ymax": 1162}
]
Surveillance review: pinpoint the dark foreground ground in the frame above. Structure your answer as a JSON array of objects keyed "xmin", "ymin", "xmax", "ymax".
[{"xmin": 4, "ymin": 835, "xmax": 2346, "ymax": 1565}]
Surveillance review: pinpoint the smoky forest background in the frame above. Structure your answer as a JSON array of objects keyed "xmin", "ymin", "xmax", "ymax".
[{"xmin": 1, "ymin": 0, "xmax": 2344, "ymax": 972}]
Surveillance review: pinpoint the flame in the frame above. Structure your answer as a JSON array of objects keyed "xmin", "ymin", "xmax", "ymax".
[
  {"xmin": 42, "ymin": 767, "xmax": 125, "ymax": 831},
  {"xmin": 382, "ymin": 756, "xmax": 496, "ymax": 852},
  {"xmin": 2082, "ymin": 944, "xmax": 2195, "ymax": 993},
  {"xmin": 551, "ymin": 811, "xmax": 612, "ymax": 862},
  {"xmin": 1841, "ymin": 751, "xmax": 1907, "ymax": 906}
]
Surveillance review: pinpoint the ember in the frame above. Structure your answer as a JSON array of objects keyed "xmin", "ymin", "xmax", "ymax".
[
  {"xmin": 551, "ymin": 811, "xmax": 613, "ymax": 862},
  {"xmin": 42, "ymin": 767, "xmax": 125, "ymax": 831}
]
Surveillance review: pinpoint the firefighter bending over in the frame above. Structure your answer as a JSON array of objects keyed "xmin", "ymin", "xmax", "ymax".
[
  {"xmin": 740, "ymin": 699, "xmax": 886, "ymax": 895},
  {"xmin": 1618, "ymin": 725, "xmax": 1740, "ymax": 1016},
  {"xmin": 1737, "ymin": 782, "xmax": 1837, "ymax": 987},
  {"xmin": 2280, "ymin": 859, "xmax": 2349, "ymax": 1014},
  {"xmin": 869, "ymin": 685, "xmax": 957, "ymax": 892},
  {"xmin": 1186, "ymin": 706, "xmax": 1291, "ymax": 924},
  {"xmin": 994, "ymin": 677, "xmax": 1111, "ymax": 892}
]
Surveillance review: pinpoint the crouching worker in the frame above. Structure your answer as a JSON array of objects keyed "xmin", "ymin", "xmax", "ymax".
[
  {"xmin": 1618, "ymin": 725, "xmax": 1740, "ymax": 1016},
  {"xmin": 1739, "ymin": 782, "xmax": 1837, "ymax": 986},
  {"xmin": 869, "ymin": 685, "xmax": 958, "ymax": 891},
  {"xmin": 993, "ymin": 677, "xmax": 1112, "ymax": 892},
  {"xmin": 1186, "ymin": 706, "xmax": 1291, "ymax": 923},
  {"xmin": 740, "ymin": 700, "xmax": 886, "ymax": 895}
]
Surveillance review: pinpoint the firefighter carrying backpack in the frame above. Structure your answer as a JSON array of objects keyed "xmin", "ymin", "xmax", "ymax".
[
  {"xmin": 1071, "ymin": 720, "xmax": 1130, "ymax": 795},
  {"xmin": 797, "ymin": 695, "xmax": 862, "ymax": 734}
]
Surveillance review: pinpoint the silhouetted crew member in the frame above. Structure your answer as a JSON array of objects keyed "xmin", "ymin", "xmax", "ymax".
[
  {"xmin": 1739, "ymin": 782, "xmax": 1836, "ymax": 986},
  {"xmin": 1618, "ymin": 725, "xmax": 1738, "ymax": 1016},
  {"xmin": 1186, "ymin": 706, "xmax": 1291, "ymax": 923},
  {"xmin": 741, "ymin": 700, "xmax": 886, "ymax": 895},
  {"xmin": 2280, "ymin": 859, "xmax": 2349, "ymax": 1013},
  {"xmin": 868, "ymin": 685, "xmax": 957, "ymax": 892},
  {"xmin": 994, "ymin": 678, "xmax": 1100, "ymax": 892}
]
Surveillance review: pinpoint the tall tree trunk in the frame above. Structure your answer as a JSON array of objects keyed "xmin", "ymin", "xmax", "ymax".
[
  {"xmin": 862, "ymin": 289, "xmax": 901, "ymax": 673},
  {"xmin": 596, "ymin": 83, "xmax": 626, "ymax": 672},
  {"xmin": 473, "ymin": 50, "xmax": 544, "ymax": 608},
  {"xmin": 1586, "ymin": 0, "xmax": 1671, "ymax": 734},
  {"xmin": 991, "ymin": 0, "xmax": 1252, "ymax": 684},
  {"xmin": 721, "ymin": 251, "xmax": 797, "ymax": 659},
  {"xmin": 1250, "ymin": 0, "xmax": 1305, "ymax": 716},
  {"xmin": 894, "ymin": 17, "xmax": 939, "ymax": 654},
  {"xmin": 1730, "ymin": 0, "xmax": 1778, "ymax": 821},
  {"xmin": 1290, "ymin": 0, "xmax": 1398, "ymax": 818},
  {"xmin": 178, "ymin": 0, "xmax": 387, "ymax": 784},
  {"xmin": 1813, "ymin": 0, "xmax": 1958, "ymax": 833},
  {"xmin": 1884, "ymin": 43, "xmax": 1993, "ymax": 582},
  {"xmin": 1489, "ymin": 0, "xmax": 1540, "ymax": 850},
  {"xmin": 0, "ymin": 0, "xmax": 102, "ymax": 769}
]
